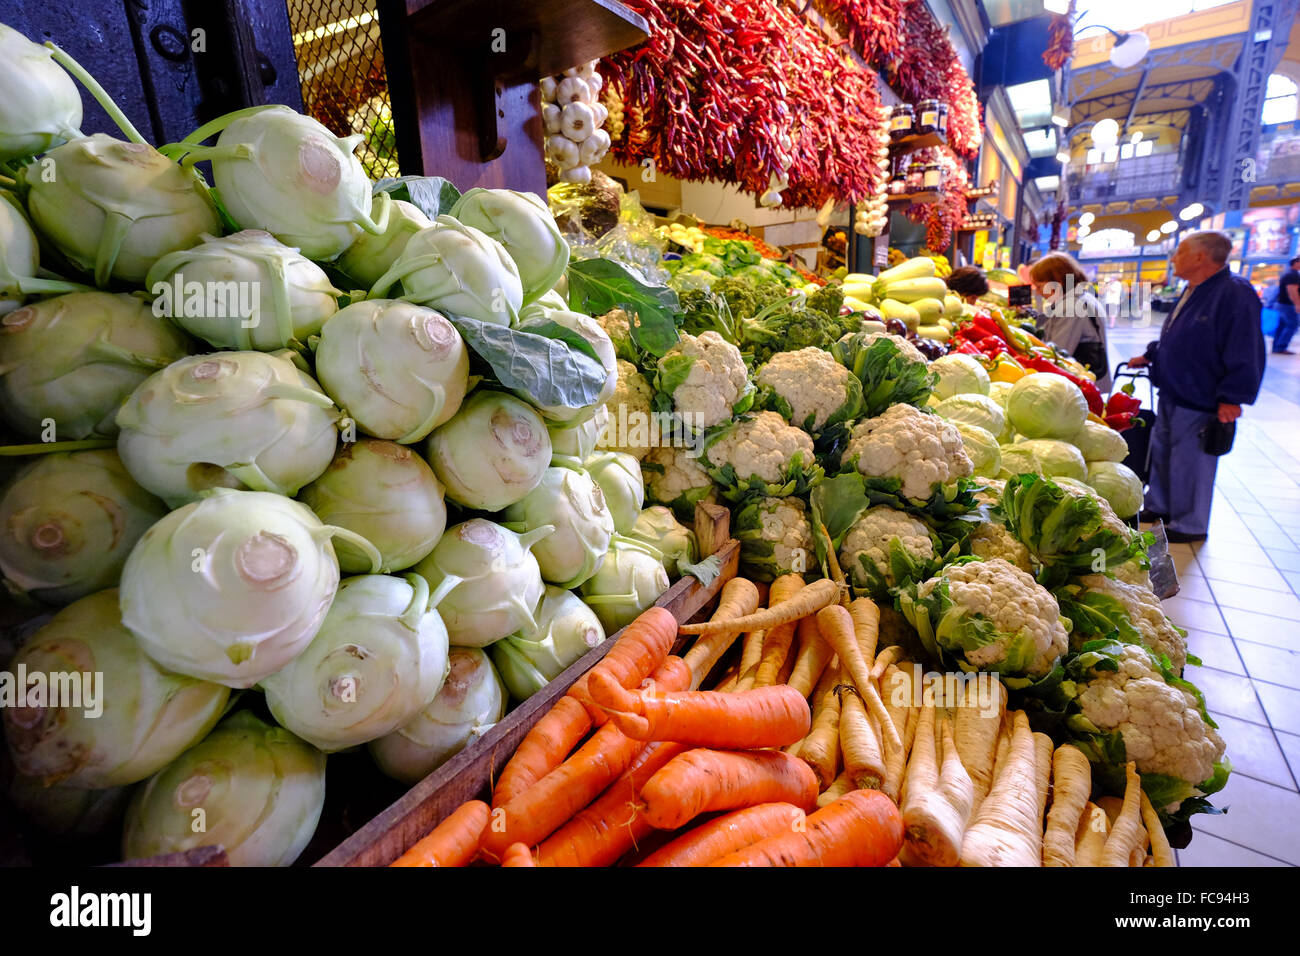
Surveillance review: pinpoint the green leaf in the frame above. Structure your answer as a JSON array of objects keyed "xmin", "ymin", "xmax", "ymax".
[
  {"xmin": 567, "ymin": 259, "xmax": 680, "ymax": 358},
  {"xmin": 445, "ymin": 315, "xmax": 607, "ymax": 408},
  {"xmin": 374, "ymin": 176, "xmax": 461, "ymax": 220}
]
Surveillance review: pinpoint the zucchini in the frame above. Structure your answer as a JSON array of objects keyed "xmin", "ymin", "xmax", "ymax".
[{"xmin": 877, "ymin": 276, "xmax": 949, "ymax": 303}]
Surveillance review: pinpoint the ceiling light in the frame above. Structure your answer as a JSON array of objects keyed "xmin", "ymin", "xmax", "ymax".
[
  {"xmin": 1179, "ymin": 202, "xmax": 1205, "ymax": 221},
  {"xmin": 1044, "ymin": 0, "xmax": 1071, "ymax": 13},
  {"xmin": 1160, "ymin": 220, "xmax": 1178, "ymax": 234},
  {"xmin": 1051, "ymin": 109, "xmax": 1070, "ymax": 128},
  {"xmin": 1079, "ymin": 212, "xmax": 1095, "ymax": 226},
  {"xmin": 1130, "ymin": 131, "xmax": 1143, "ymax": 144},
  {"xmin": 1091, "ymin": 118, "xmax": 1119, "ymax": 148},
  {"xmin": 1110, "ymin": 31, "xmax": 1151, "ymax": 69},
  {"xmin": 1077, "ymin": 224, "xmax": 1092, "ymax": 238},
  {"xmin": 1056, "ymin": 149, "xmax": 1072, "ymax": 164},
  {"xmin": 1146, "ymin": 229, "xmax": 1162, "ymax": 242}
]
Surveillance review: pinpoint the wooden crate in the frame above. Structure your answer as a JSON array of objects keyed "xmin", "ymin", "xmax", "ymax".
[{"xmin": 314, "ymin": 535, "xmax": 739, "ymax": 867}]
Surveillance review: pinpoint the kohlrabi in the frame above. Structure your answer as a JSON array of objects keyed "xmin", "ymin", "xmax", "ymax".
[
  {"xmin": 6, "ymin": 775, "xmax": 130, "ymax": 838},
  {"xmin": 489, "ymin": 585, "xmax": 605, "ymax": 701},
  {"xmin": 368, "ymin": 646, "xmax": 506, "ymax": 784},
  {"xmin": 298, "ymin": 439, "xmax": 447, "ymax": 573},
  {"xmin": 119, "ymin": 488, "xmax": 379, "ymax": 688},
  {"xmin": 337, "ymin": 198, "xmax": 432, "ymax": 288},
  {"xmin": 449, "ymin": 188, "xmax": 568, "ymax": 303},
  {"xmin": 549, "ymin": 405, "xmax": 609, "ymax": 464},
  {"xmin": 0, "ymin": 291, "xmax": 191, "ymax": 440},
  {"xmin": 502, "ymin": 465, "xmax": 614, "ymax": 588},
  {"xmin": 122, "ymin": 710, "xmax": 326, "ymax": 867},
  {"xmin": 579, "ymin": 537, "xmax": 669, "ymax": 633},
  {"xmin": 513, "ymin": 308, "xmax": 618, "ymax": 425},
  {"xmin": 0, "ymin": 25, "xmax": 83, "ymax": 161},
  {"xmin": 0, "ymin": 193, "xmax": 86, "ymax": 313},
  {"xmin": 23, "ymin": 134, "xmax": 221, "ymax": 286},
  {"xmin": 161, "ymin": 105, "xmax": 390, "ymax": 261},
  {"xmin": 582, "ymin": 451, "xmax": 646, "ymax": 534},
  {"xmin": 313, "ymin": 299, "xmax": 469, "ymax": 443},
  {"xmin": 625, "ymin": 505, "xmax": 698, "ymax": 576},
  {"xmin": 425, "ymin": 390, "xmax": 552, "ymax": 511},
  {"xmin": 2, "ymin": 589, "xmax": 230, "ymax": 789},
  {"xmin": 369, "ymin": 216, "xmax": 523, "ymax": 326},
  {"xmin": 412, "ymin": 518, "xmax": 550, "ymax": 647},
  {"xmin": 0, "ymin": 449, "xmax": 167, "ymax": 605},
  {"xmin": 116, "ymin": 350, "xmax": 340, "ymax": 507},
  {"xmin": 145, "ymin": 230, "xmax": 340, "ymax": 350},
  {"xmin": 262, "ymin": 573, "xmax": 452, "ymax": 753}
]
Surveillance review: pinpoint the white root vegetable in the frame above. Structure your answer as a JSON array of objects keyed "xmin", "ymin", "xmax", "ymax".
[
  {"xmin": 561, "ymin": 102, "xmax": 596, "ymax": 142},
  {"xmin": 902, "ymin": 707, "xmax": 974, "ymax": 867},
  {"xmin": 959, "ymin": 711, "xmax": 1043, "ymax": 867},
  {"xmin": 1042, "ymin": 744, "xmax": 1091, "ymax": 867},
  {"xmin": 1074, "ymin": 802, "xmax": 1109, "ymax": 866},
  {"xmin": 1033, "ymin": 732, "xmax": 1054, "ymax": 832},
  {"xmin": 953, "ymin": 677, "xmax": 1004, "ymax": 814},
  {"xmin": 1102, "ymin": 762, "xmax": 1148, "ymax": 867},
  {"xmin": 1140, "ymin": 791, "xmax": 1176, "ymax": 867}
]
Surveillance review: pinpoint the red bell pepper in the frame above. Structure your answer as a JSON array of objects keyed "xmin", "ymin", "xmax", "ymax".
[
  {"xmin": 1019, "ymin": 355, "xmax": 1106, "ymax": 416},
  {"xmin": 1106, "ymin": 389, "xmax": 1142, "ymax": 415},
  {"xmin": 951, "ymin": 339, "xmax": 984, "ymax": 356},
  {"xmin": 1105, "ymin": 412, "xmax": 1141, "ymax": 432},
  {"xmin": 976, "ymin": 335, "xmax": 1007, "ymax": 358}
]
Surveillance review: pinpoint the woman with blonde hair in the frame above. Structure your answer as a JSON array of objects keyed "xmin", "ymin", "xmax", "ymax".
[{"xmin": 1027, "ymin": 251, "xmax": 1111, "ymax": 391}]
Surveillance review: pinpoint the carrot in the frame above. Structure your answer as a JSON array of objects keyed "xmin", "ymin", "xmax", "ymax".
[
  {"xmin": 847, "ymin": 597, "xmax": 881, "ymax": 667},
  {"xmin": 817, "ymin": 605, "xmax": 901, "ymax": 754},
  {"xmin": 1102, "ymin": 762, "xmax": 1148, "ymax": 867},
  {"xmin": 682, "ymin": 577, "xmax": 761, "ymax": 689},
  {"xmin": 584, "ymin": 670, "xmax": 811, "ymax": 749},
  {"xmin": 640, "ymin": 748, "xmax": 819, "ymax": 831},
  {"xmin": 735, "ymin": 574, "xmax": 804, "ymax": 691},
  {"xmin": 959, "ymin": 711, "xmax": 1043, "ymax": 867},
  {"xmin": 535, "ymin": 740, "xmax": 690, "ymax": 867},
  {"xmin": 839, "ymin": 687, "xmax": 885, "ymax": 791},
  {"xmin": 389, "ymin": 800, "xmax": 490, "ymax": 867},
  {"xmin": 492, "ymin": 696, "xmax": 591, "ymax": 807},
  {"xmin": 636, "ymin": 803, "xmax": 806, "ymax": 867},
  {"xmin": 482, "ymin": 657, "xmax": 691, "ymax": 860},
  {"xmin": 1074, "ymin": 801, "xmax": 1110, "ymax": 866},
  {"xmin": 786, "ymin": 615, "xmax": 835, "ymax": 698},
  {"xmin": 500, "ymin": 842, "xmax": 537, "ymax": 867},
  {"xmin": 1140, "ymin": 791, "xmax": 1175, "ymax": 867},
  {"xmin": 567, "ymin": 606, "xmax": 678, "ymax": 724},
  {"xmin": 816, "ymin": 771, "xmax": 855, "ymax": 808},
  {"xmin": 708, "ymin": 789, "xmax": 903, "ymax": 867},
  {"xmin": 902, "ymin": 708, "xmax": 973, "ymax": 867},
  {"xmin": 677, "ymin": 577, "xmax": 841, "ymax": 636},
  {"xmin": 1042, "ymin": 744, "xmax": 1091, "ymax": 867},
  {"xmin": 799, "ymin": 661, "xmax": 843, "ymax": 789},
  {"xmin": 953, "ymin": 677, "xmax": 1004, "ymax": 815}
]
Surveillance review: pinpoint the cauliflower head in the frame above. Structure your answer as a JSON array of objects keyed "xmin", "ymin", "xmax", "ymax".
[
  {"xmin": 838, "ymin": 505, "xmax": 934, "ymax": 597},
  {"xmin": 597, "ymin": 359, "xmax": 655, "ymax": 460},
  {"xmin": 1075, "ymin": 644, "xmax": 1226, "ymax": 792},
  {"xmin": 596, "ymin": 308, "xmax": 635, "ymax": 363},
  {"xmin": 641, "ymin": 444, "xmax": 717, "ymax": 521},
  {"xmin": 756, "ymin": 347, "xmax": 862, "ymax": 433},
  {"xmin": 703, "ymin": 411, "xmax": 820, "ymax": 499},
  {"xmin": 830, "ymin": 331, "xmax": 935, "ymax": 419},
  {"xmin": 973, "ymin": 477, "xmax": 1006, "ymax": 509},
  {"xmin": 900, "ymin": 557, "xmax": 1070, "ymax": 680},
  {"xmin": 1074, "ymin": 573, "xmax": 1188, "ymax": 673},
  {"xmin": 735, "ymin": 495, "xmax": 815, "ymax": 581},
  {"xmin": 657, "ymin": 331, "xmax": 750, "ymax": 429},
  {"xmin": 968, "ymin": 520, "xmax": 1034, "ymax": 573},
  {"xmin": 844, "ymin": 403, "xmax": 973, "ymax": 502}
]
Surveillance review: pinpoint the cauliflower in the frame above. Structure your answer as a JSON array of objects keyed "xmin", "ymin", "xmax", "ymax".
[
  {"xmin": 597, "ymin": 359, "xmax": 655, "ymax": 460},
  {"xmin": 844, "ymin": 403, "xmax": 973, "ymax": 502},
  {"xmin": 1074, "ymin": 644, "xmax": 1226, "ymax": 794},
  {"xmin": 900, "ymin": 557, "xmax": 1070, "ymax": 680},
  {"xmin": 851, "ymin": 331, "xmax": 926, "ymax": 364},
  {"xmin": 596, "ymin": 308, "xmax": 636, "ymax": 362},
  {"xmin": 756, "ymin": 347, "xmax": 862, "ymax": 433},
  {"xmin": 1074, "ymin": 573, "xmax": 1188, "ymax": 673},
  {"xmin": 656, "ymin": 331, "xmax": 751, "ymax": 429},
  {"xmin": 735, "ymin": 496, "xmax": 815, "ymax": 581},
  {"xmin": 641, "ymin": 444, "xmax": 717, "ymax": 521},
  {"xmin": 830, "ymin": 331, "xmax": 935, "ymax": 418},
  {"xmin": 1110, "ymin": 558, "xmax": 1151, "ymax": 589},
  {"xmin": 838, "ymin": 505, "xmax": 934, "ymax": 597},
  {"xmin": 973, "ymin": 477, "xmax": 1006, "ymax": 508},
  {"xmin": 703, "ymin": 411, "xmax": 820, "ymax": 499},
  {"xmin": 968, "ymin": 520, "xmax": 1034, "ymax": 572}
]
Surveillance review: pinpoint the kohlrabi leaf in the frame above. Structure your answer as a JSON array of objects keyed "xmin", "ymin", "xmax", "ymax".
[
  {"xmin": 374, "ymin": 176, "xmax": 462, "ymax": 221},
  {"xmin": 566, "ymin": 259, "xmax": 680, "ymax": 358},
  {"xmin": 446, "ymin": 314, "xmax": 607, "ymax": 409}
]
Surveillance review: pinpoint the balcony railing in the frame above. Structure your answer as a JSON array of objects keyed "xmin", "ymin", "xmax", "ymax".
[
  {"xmin": 1257, "ymin": 123, "xmax": 1300, "ymax": 183},
  {"xmin": 1066, "ymin": 152, "xmax": 1182, "ymax": 203}
]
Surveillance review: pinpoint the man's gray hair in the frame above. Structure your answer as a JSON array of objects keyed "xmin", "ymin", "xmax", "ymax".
[{"xmin": 1183, "ymin": 230, "xmax": 1232, "ymax": 265}]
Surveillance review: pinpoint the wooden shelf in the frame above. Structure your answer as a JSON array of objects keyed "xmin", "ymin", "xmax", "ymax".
[
  {"xmin": 889, "ymin": 130, "xmax": 948, "ymax": 154},
  {"xmin": 887, "ymin": 189, "xmax": 942, "ymax": 206}
]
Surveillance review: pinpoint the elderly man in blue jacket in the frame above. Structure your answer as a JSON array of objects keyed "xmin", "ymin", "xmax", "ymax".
[{"xmin": 1129, "ymin": 230, "xmax": 1266, "ymax": 543}]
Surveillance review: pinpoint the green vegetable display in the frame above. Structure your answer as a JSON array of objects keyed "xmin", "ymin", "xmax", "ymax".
[{"xmin": 490, "ymin": 585, "xmax": 606, "ymax": 700}]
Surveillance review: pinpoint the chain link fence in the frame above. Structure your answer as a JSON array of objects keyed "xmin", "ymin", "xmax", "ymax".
[{"xmin": 286, "ymin": 0, "xmax": 398, "ymax": 178}]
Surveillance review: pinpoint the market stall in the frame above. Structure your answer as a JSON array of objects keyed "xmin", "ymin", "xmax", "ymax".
[{"xmin": 0, "ymin": 1, "xmax": 1229, "ymax": 874}]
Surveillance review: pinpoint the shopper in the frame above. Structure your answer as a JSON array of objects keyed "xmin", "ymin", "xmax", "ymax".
[
  {"xmin": 1273, "ymin": 256, "xmax": 1300, "ymax": 355},
  {"xmin": 1026, "ymin": 252, "xmax": 1111, "ymax": 391},
  {"xmin": 945, "ymin": 265, "xmax": 989, "ymax": 304},
  {"xmin": 1103, "ymin": 277, "xmax": 1124, "ymax": 327},
  {"xmin": 1128, "ymin": 231, "xmax": 1266, "ymax": 543}
]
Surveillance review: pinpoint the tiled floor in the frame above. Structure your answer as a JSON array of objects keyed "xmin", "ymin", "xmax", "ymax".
[{"xmin": 1107, "ymin": 320, "xmax": 1300, "ymax": 867}]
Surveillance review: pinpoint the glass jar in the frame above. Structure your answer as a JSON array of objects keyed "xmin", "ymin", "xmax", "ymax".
[
  {"xmin": 937, "ymin": 102, "xmax": 950, "ymax": 137},
  {"xmin": 917, "ymin": 100, "xmax": 941, "ymax": 135},
  {"xmin": 889, "ymin": 105, "xmax": 915, "ymax": 140},
  {"xmin": 923, "ymin": 163, "xmax": 943, "ymax": 190},
  {"xmin": 906, "ymin": 160, "xmax": 925, "ymax": 192},
  {"xmin": 888, "ymin": 168, "xmax": 908, "ymax": 195}
]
